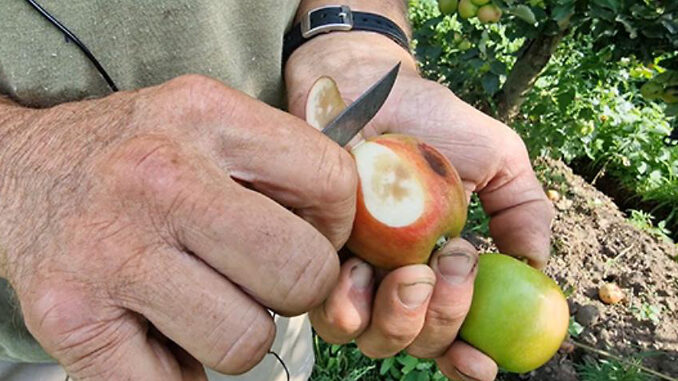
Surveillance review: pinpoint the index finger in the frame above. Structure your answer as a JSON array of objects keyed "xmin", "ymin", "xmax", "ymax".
[
  {"xmin": 476, "ymin": 144, "xmax": 553, "ymax": 269},
  {"xmin": 205, "ymin": 84, "xmax": 359, "ymax": 249}
]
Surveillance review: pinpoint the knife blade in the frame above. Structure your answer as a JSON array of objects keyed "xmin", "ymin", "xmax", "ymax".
[{"xmin": 321, "ymin": 63, "xmax": 400, "ymax": 146}]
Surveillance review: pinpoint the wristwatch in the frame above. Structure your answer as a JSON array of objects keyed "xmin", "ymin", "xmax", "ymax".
[{"xmin": 283, "ymin": 5, "xmax": 410, "ymax": 63}]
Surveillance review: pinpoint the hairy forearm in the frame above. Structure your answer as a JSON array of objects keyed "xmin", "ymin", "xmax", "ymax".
[{"xmin": 296, "ymin": 0, "xmax": 411, "ymax": 36}]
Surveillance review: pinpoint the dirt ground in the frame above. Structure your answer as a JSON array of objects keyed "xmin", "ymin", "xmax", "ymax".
[{"xmin": 471, "ymin": 158, "xmax": 678, "ymax": 380}]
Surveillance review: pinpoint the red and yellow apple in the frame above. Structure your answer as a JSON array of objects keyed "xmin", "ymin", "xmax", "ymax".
[
  {"xmin": 477, "ymin": 4, "xmax": 502, "ymax": 23},
  {"xmin": 460, "ymin": 254, "xmax": 570, "ymax": 373},
  {"xmin": 346, "ymin": 134, "xmax": 468, "ymax": 269}
]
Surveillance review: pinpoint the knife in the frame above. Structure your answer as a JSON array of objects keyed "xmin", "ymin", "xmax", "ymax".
[{"xmin": 321, "ymin": 63, "xmax": 400, "ymax": 146}]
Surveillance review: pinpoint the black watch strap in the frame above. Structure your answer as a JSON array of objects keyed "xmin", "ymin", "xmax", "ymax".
[{"xmin": 283, "ymin": 6, "xmax": 410, "ymax": 63}]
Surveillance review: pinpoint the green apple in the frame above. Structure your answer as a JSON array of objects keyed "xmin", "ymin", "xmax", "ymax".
[
  {"xmin": 438, "ymin": 0, "xmax": 458, "ymax": 15},
  {"xmin": 458, "ymin": 0, "xmax": 479, "ymax": 19},
  {"xmin": 477, "ymin": 4, "xmax": 502, "ymax": 23},
  {"xmin": 471, "ymin": 0, "xmax": 491, "ymax": 5},
  {"xmin": 460, "ymin": 254, "xmax": 570, "ymax": 373}
]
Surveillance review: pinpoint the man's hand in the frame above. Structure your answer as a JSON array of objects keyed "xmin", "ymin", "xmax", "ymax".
[
  {"xmin": 285, "ymin": 16, "xmax": 553, "ymax": 381},
  {"xmin": 0, "ymin": 75, "xmax": 358, "ymax": 380}
]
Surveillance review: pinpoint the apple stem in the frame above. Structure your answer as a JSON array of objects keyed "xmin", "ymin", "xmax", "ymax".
[{"xmin": 571, "ymin": 340, "xmax": 676, "ymax": 381}]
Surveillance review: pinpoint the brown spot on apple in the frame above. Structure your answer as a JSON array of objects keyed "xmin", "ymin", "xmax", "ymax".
[
  {"xmin": 372, "ymin": 154, "xmax": 411, "ymax": 202},
  {"xmin": 419, "ymin": 143, "xmax": 448, "ymax": 177}
]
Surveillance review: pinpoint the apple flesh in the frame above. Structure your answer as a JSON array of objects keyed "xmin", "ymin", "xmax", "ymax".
[
  {"xmin": 460, "ymin": 254, "xmax": 570, "ymax": 373},
  {"xmin": 347, "ymin": 134, "xmax": 467, "ymax": 269}
]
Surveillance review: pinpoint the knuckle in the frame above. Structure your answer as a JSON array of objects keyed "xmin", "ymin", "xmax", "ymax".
[
  {"xmin": 375, "ymin": 321, "xmax": 418, "ymax": 347},
  {"xmin": 22, "ymin": 287, "xmax": 131, "ymax": 377},
  {"xmin": 210, "ymin": 312, "xmax": 275, "ymax": 374},
  {"xmin": 103, "ymin": 135, "xmax": 192, "ymax": 200},
  {"xmin": 426, "ymin": 298, "xmax": 471, "ymax": 328},
  {"xmin": 163, "ymin": 74, "xmax": 234, "ymax": 116},
  {"xmin": 278, "ymin": 240, "xmax": 339, "ymax": 315},
  {"xmin": 323, "ymin": 306, "xmax": 363, "ymax": 339}
]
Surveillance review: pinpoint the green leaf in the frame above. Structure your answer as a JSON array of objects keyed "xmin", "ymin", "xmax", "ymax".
[
  {"xmin": 551, "ymin": 3, "xmax": 574, "ymax": 22},
  {"xmin": 417, "ymin": 370, "xmax": 431, "ymax": 381},
  {"xmin": 511, "ymin": 4, "xmax": 537, "ymax": 25},
  {"xmin": 380, "ymin": 357, "xmax": 394, "ymax": 375},
  {"xmin": 481, "ymin": 72, "xmax": 500, "ymax": 95},
  {"xmin": 403, "ymin": 371, "xmax": 420, "ymax": 381},
  {"xmin": 592, "ymin": 0, "xmax": 621, "ymax": 12},
  {"xmin": 398, "ymin": 355, "xmax": 419, "ymax": 374},
  {"xmin": 569, "ymin": 316, "xmax": 584, "ymax": 337},
  {"xmin": 558, "ymin": 88, "xmax": 576, "ymax": 112}
]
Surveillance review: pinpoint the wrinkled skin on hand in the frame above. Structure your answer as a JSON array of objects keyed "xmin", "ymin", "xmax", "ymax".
[
  {"xmin": 285, "ymin": 32, "xmax": 554, "ymax": 381},
  {"xmin": 0, "ymin": 75, "xmax": 359, "ymax": 380}
]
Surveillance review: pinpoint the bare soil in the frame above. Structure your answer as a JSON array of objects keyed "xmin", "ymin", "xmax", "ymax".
[{"xmin": 473, "ymin": 158, "xmax": 678, "ymax": 380}]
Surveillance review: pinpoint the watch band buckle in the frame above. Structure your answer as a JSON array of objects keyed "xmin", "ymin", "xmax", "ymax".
[{"xmin": 301, "ymin": 5, "xmax": 354, "ymax": 38}]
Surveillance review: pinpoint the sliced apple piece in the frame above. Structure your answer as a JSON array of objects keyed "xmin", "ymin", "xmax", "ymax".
[{"xmin": 305, "ymin": 76, "xmax": 347, "ymax": 130}]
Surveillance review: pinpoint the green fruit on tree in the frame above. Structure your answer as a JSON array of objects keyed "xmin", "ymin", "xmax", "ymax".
[
  {"xmin": 471, "ymin": 0, "xmax": 491, "ymax": 5},
  {"xmin": 641, "ymin": 81, "xmax": 663, "ymax": 100},
  {"xmin": 477, "ymin": 4, "xmax": 502, "ymax": 23},
  {"xmin": 458, "ymin": 40, "xmax": 472, "ymax": 50},
  {"xmin": 438, "ymin": 0, "xmax": 458, "ymax": 15},
  {"xmin": 458, "ymin": 0, "xmax": 479, "ymax": 19},
  {"xmin": 661, "ymin": 87, "xmax": 678, "ymax": 104},
  {"xmin": 460, "ymin": 254, "xmax": 569, "ymax": 373}
]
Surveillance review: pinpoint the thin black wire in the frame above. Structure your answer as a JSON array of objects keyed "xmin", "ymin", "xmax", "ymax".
[
  {"xmin": 24, "ymin": 0, "xmax": 119, "ymax": 92},
  {"xmin": 269, "ymin": 312, "xmax": 292, "ymax": 381}
]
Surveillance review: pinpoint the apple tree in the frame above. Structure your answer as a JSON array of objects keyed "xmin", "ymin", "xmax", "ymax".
[{"xmin": 410, "ymin": 0, "xmax": 678, "ymax": 122}]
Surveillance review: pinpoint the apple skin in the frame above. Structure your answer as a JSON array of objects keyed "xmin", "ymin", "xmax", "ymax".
[
  {"xmin": 347, "ymin": 134, "xmax": 468, "ymax": 270},
  {"xmin": 477, "ymin": 4, "xmax": 502, "ymax": 23},
  {"xmin": 460, "ymin": 254, "xmax": 570, "ymax": 373},
  {"xmin": 471, "ymin": 0, "xmax": 491, "ymax": 6},
  {"xmin": 438, "ymin": 0, "xmax": 459, "ymax": 15},
  {"xmin": 458, "ymin": 0, "xmax": 479, "ymax": 19}
]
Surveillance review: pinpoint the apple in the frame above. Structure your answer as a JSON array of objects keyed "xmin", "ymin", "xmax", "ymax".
[
  {"xmin": 599, "ymin": 283, "xmax": 624, "ymax": 304},
  {"xmin": 438, "ymin": 0, "xmax": 458, "ymax": 15},
  {"xmin": 458, "ymin": 0, "xmax": 479, "ymax": 19},
  {"xmin": 471, "ymin": 0, "xmax": 491, "ymax": 6},
  {"xmin": 460, "ymin": 254, "xmax": 570, "ymax": 373},
  {"xmin": 347, "ymin": 134, "xmax": 468, "ymax": 269},
  {"xmin": 477, "ymin": 4, "xmax": 502, "ymax": 23}
]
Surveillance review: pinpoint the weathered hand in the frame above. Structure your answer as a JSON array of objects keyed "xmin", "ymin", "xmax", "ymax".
[
  {"xmin": 0, "ymin": 75, "xmax": 358, "ymax": 380},
  {"xmin": 286, "ymin": 32, "xmax": 553, "ymax": 381}
]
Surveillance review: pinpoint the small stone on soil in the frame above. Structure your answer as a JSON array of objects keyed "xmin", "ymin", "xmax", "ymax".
[{"xmin": 576, "ymin": 305, "xmax": 600, "ymax": 326}]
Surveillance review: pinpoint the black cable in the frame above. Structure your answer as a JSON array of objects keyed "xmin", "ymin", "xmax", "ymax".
[
  {"xmin": 268, "ymin": 350, "xmax": 291, "ymax": 381},
  {"xmin": 269, "ymin": 312, "xmax": 292, "ymax": 381},
  {"xmin": 24, "ymin": 0, "xmax": 119, "ymax": 92}
]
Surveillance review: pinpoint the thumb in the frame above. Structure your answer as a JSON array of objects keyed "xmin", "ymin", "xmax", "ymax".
[{"xmin": 406, "ymin": 237, "xmax": 478, "ymax": 358}]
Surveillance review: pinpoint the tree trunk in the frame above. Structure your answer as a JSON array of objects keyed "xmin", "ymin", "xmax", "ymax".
[{"xmin": 494, "ymin": 31, "xmax": 567, "ymax": 122}]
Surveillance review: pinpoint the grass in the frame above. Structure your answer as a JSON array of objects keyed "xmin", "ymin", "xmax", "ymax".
[{"xmin": 577, "ymin": 357, "xmax": 654, "ymax": 381}]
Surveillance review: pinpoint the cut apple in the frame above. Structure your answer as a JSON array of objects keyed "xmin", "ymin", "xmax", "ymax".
[
  {"xmin": 305, "ymin": 76, "xmax": 468, "ymax": 270},
  {"xmin": 348, "ymin": 134, "xmax": 467, "ymax": 269}
]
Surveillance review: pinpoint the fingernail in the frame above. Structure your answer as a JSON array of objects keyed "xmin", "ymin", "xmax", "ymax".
[
  {"xmin": 350, "ymin": 262, "xmax": 373, "ymax": 289},
  {"xmin": 398, "ymin": 282, "xmax": 433, "ymax": 309},
  {"xmin": 437, "ymin": 252, "xmax": 476, "ymax": 284},
  {"xmin": 450, "ymin": 367, "xmax": 481, "ymax": 381}
]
